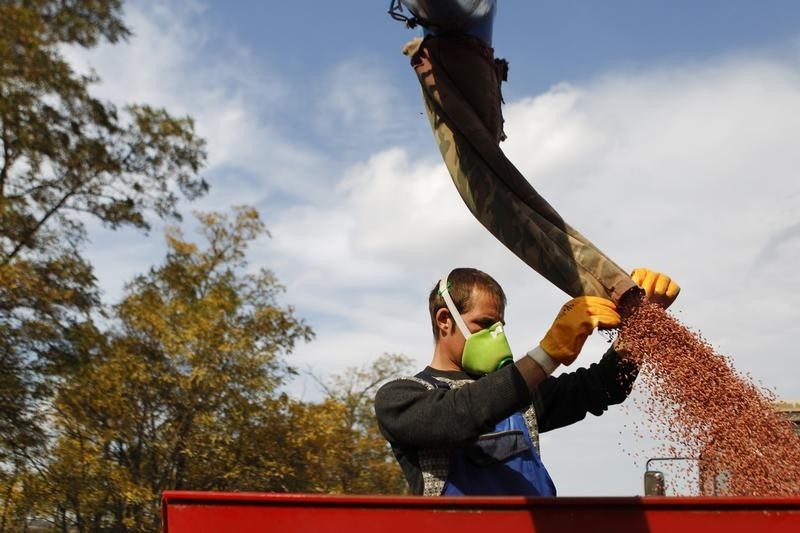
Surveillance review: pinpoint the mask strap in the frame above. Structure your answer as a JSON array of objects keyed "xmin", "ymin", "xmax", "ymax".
[{"xmin": 439, "ymin": 274, "xmax": 471, "ymax": 338}]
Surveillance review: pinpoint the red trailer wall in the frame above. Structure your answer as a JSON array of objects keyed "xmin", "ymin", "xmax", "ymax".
[{"xmin": 162, "ymin": 492, "xmax": 800, "ymax": 533}]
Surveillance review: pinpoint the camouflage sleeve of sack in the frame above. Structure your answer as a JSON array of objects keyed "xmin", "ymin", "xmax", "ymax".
[{"xmin": 403, "ymin": 36, "xmax": 636, "ymax": 302}]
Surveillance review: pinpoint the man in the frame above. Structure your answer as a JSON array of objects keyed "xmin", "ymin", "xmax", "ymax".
[{"xmin": 374, "ymin": 267, "xmax": 679, "ymax": 496}]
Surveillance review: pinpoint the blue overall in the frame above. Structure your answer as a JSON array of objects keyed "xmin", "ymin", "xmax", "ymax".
[
  {"xmin": 416, "ymin": 371, "xmax": 556, "ymax": 496},
  {"xmin": 443, "ymin": 411, "xmax": 556, "ymax": 496}
]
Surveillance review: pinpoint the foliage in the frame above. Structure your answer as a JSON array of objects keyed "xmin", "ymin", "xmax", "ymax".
[
  {"xmin": 0, "ymin": 0, "xmax": 207, "ymax": 522},
  {"xmin": 0, "ymin": 0, "xmax": 207, "ymax": 260},
  {"xmin": 0, "ymin": 0, "xmax": 207, "ymax": 268},
  {"xmin": 26, "ymin": 208, "xmax": 312, "ymax": 531},
  {"xmin": 305, "ymin": 353, "xmax": 414, "ymax": 494},
  {"xmin": 0, "ymin": 3, "xmax": 414, "ymax": 530}
]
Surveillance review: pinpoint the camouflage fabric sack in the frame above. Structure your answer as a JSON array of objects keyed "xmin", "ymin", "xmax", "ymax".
[{"xmin": 404, "ymin": 36, "xmax": 635, "ymax": 302}]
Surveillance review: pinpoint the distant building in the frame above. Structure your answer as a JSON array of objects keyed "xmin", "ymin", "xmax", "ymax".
[{"xmin": 774, "ymin": 401, "xmax": 800, "ymax": 436}]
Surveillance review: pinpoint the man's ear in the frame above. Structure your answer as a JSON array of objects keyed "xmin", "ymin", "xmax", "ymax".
[{"xmin": 435, "ymin": 307, "xmax": 452, "ymax": 336}]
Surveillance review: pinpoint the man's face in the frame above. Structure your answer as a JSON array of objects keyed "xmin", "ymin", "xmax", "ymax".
[{"xmin": 441, "ymin": 287, "xmax": 505, "ymax": 368}]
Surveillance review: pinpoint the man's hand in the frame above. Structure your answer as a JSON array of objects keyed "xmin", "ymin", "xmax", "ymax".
[
  {"xmin": 540, "ymin": 296, "xmax": 621, "ymax": 366},
  {"xmin": 630, "ymin": 268, "xmax": 680, "ymax": 309}
]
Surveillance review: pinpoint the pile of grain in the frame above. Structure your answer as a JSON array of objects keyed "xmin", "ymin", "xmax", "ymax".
[{"xmin": 618, "ymin": 298, "xmax": 800, "ymax": 496}]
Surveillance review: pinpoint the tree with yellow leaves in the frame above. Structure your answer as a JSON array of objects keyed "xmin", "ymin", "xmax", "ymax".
[
  {"xmin": 32, "ymin": 207, "xmax": 312, "ymax": 531},
  {"xmin": 0, "ymin": 2, "xmax": 207, "ymax": 523},
  {"xmin": 303, "ymin": 353, "xmax": 414, "ymax": 495},
  {"xmin": 4, "ymin": 205, "xmax": 412, "ymax": 531}
]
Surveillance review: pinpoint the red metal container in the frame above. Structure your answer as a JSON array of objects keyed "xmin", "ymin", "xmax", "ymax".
[{"xmin": 162, "ymin": 491, "xmax": 800, "ymax": 533}]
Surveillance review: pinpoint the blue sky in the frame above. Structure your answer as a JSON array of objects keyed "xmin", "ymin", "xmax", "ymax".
[
  {"xmin": 65, "ymin": 1, "xmax": 800, "ymax": 496},
  {"xmin": 203, "ymin": 1, "xmax": 800, "ymax": 96}
]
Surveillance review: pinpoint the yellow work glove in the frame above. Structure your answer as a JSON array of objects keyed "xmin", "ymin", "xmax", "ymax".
[
  {"xmin": 540, "ymin": 296, "xmax": 621, "ymax": 366},
  {"xmin": 631, "ymin": 268, "xmax": 680, "ymax": 309}
]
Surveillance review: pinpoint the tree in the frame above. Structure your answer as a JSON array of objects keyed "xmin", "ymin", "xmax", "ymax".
[
  {"xmin": 0, "ymin": 0, "xmax": 207, "ymax": 261},
  {"xmin": 299, "ymin": 353, "xmax": 413, "ymax": 494},
  {"xmin": 36, "ymin": 207, "xmax": 313, "ymax": 531},
  {"xmin": 0, "ymin": 0, "xmax": 207, "ymax": 519}
]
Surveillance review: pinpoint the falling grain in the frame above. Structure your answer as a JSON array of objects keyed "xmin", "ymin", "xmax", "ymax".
[{"xmin": 618, "ymin": 297, "xmax": 800, "ymax": 496}]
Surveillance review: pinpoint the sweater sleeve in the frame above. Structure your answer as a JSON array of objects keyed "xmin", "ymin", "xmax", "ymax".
[
  {"xmin": 374, "ymin": 364, "xmax": 532, "ymax": 448},
  {"xmin": 533, "ymin": 346, "xmax": 639, "ymax": 433}
]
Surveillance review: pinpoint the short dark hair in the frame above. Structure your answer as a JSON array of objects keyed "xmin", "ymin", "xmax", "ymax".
[{"xmin": 428, "ymin": 268, "xmax": 507, "ymax": 340}]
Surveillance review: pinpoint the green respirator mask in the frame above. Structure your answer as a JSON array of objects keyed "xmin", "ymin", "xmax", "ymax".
[{"xmin": 439, "ymin": 274, "xmax": 514, "ymax": 374}]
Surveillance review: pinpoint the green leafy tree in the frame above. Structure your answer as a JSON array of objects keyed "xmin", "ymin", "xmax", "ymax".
[
  {"xmin": 0, "ymin": 0, "xmax": 207, "ymax": 260},
  {"xmin": 0, "ymin": 0, "xmax": 207, "ymax": 522},
  {"xmin": 36, "ymin": 208, "xmax": 312, "ymax": 532}
]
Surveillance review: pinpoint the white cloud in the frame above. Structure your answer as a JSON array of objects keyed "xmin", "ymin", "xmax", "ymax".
[
  {"xmin": 62, "ymin": 0, "xmax": 332, "ymax": 209},
  {"xmin": 285, "ymin": 51, "xmax": 800, "ymax": 386},
  {"xmin": 315, "ymin": 60, "xmax": 399, "ymax": 138}
]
